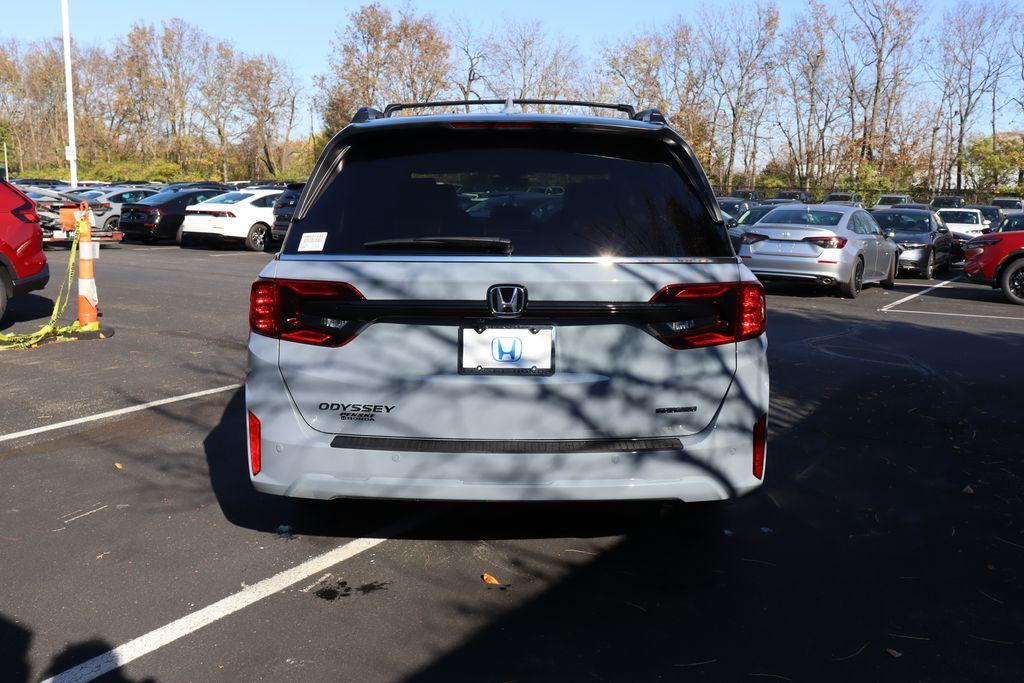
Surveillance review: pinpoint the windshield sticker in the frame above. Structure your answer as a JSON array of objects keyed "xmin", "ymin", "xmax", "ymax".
[{"xmin": 297, "ymin": 231, "xmax": 328, "ymax": 252}]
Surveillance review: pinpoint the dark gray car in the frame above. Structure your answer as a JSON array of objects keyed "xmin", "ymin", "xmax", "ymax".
[{"xmin": 871, "ymin": 208, "xmax": 953, "ymax": 280}]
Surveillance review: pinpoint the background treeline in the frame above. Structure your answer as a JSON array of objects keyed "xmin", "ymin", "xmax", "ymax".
[{"xmin": 3, "ymin": 0, "xmax": 1024, "ymax": 196}]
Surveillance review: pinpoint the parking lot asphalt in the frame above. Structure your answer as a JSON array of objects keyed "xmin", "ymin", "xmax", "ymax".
[{"xmin": 1, "ymin": 244, "xmax": 1022, "ymax": 682}]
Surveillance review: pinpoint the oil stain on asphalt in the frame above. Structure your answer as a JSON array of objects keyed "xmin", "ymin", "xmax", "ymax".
[{"xmin": 314, "ymin": 580, "xmax": 391, "ymax": 601}]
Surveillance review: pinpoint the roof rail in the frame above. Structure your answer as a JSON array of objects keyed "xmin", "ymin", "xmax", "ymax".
[{"xmin": 381, "ymin": 99, "xmax": 638, "ymax": 119}]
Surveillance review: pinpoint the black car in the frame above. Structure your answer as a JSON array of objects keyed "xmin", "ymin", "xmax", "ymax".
[
  {"xmin": 990, "ymin": 197, "xmax": 1024, "ymax": 210},
  {"xmin": 119, "ymin": 188, "xmax": 225, "ymax": 243},
  {"xmin": 730, "ymin": 188, "xmax": 764, "ymax": 202},
  {"xmin": 775, "ymin": 189, "xmax": 812, "ymax": 203},
  {"xmin": 160, "ymin": 182, "xmax": 231, "ymax": 193},
  {"xmin": 967, "ymin": 205, "xmax": 1003, "ymax": 230},
  {"xmin": 930, "ymin": 195, "xmax": 965, "ymax": 209},
  {"xmin": 271, "ymin": 182, "xmax": 305, "ymax": 241},
  {"xmin": 717, "ymin": 198, "xmax": 755, "ymax": 217},
  {"xmin": 871, "ymin": 208, "xmax": 953, "ymax": 280},
  {"xmin": 824, "ymin": 191, "xmax": 862, "ymax": 204}
]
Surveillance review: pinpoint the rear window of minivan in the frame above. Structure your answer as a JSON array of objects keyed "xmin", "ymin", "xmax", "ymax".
[{"xmin": 285, "ymin": 130, "xmax": 729, "ymax": 257}]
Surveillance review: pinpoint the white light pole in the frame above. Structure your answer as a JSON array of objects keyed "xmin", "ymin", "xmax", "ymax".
[{"xmin": 60, "ymin": 0, "xmax": 78, "ymax": 188}]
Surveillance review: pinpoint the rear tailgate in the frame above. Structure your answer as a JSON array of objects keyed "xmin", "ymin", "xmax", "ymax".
[{"xmin": 271, "ymin": 258, "xmax": 742, "ymax": 440}]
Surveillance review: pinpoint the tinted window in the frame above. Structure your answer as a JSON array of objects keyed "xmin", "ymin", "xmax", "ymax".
[
  {"xmin": 762, "ymin": 208, "xmax": 844, "ymax": 226},
  {"xmin": 139, "ymin": 191, "xmax": 182, "ymax": 205},
  {"xmin": 992, "ymin": 199, "xmax": 1022, "ymax": 209},
  {"xmin": 939, "ymin": 210, "xmax": 979, "ymax": 224},
  {"xmin": 879, "ymin": 195, "xmax": 906, "ymax": 204},
  {"xmin": 1000, "ymin": 215, "xmax": 1024, "ymax": 232},
  {"xmin": 286, "ymin": 130, "xmax": 728, "ymax": 257},
  {"xmin": 872, "ymin": 212, "xmax": 930, "ymax": 232},
  {"xmin": 205, "ymin": 192, "xmax": 253, "ymax": 204},
  {"xmin": 737, "ymin": 206, "xmax": 774, "ymax": 225}
]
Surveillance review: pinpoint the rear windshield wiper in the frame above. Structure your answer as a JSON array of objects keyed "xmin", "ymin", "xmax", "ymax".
[{"xmin": 363, "ymin": 236, "xmax": 514, "ymax": 255}]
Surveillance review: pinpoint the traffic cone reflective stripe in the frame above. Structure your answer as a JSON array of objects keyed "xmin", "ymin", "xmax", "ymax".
[{"xmin": 76, "ymin": 204, "xmax": 99, "ymax": 332}]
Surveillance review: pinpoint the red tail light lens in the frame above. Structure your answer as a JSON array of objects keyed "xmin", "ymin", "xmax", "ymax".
[
  {"xmin": 12, "ymin": 202, "xmax": 39, "ymax": 224},
  {"xmin": 803, "ymin": 235, "xmax": 847, "ymax": 249},
  {"xmin": 1, "ymin": 183, "xmax": 40, "ymax": 223},
  {"xmin": 249, "ymin": 278, "xmax": 365, "ymax": 346},
  {"xmin": 247, "ymin": 410, "xmax": 261, "ymax": 475},
  {"xmin": 753, "ymin": 414, "xmax": 767, "ymax": 479},
  {"xmin": 650, "ymin": 281, "xmax": 766, "ymax": 349},
  {"xmin": 740, "ymin": 232, "xmax": 769, "ymax": 245}
]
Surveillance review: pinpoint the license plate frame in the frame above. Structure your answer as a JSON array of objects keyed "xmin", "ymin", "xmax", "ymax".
[{"xmin": 459, "ymin": 324, "xmax": 556, "ymax": 376}]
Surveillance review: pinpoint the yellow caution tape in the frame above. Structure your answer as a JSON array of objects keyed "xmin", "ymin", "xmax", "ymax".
[{"xmin": 0, "ymin": 221, "xmax": 84, "ymax": 350}]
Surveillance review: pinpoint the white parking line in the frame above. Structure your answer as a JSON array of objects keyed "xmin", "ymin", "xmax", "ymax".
[
  {"xmin": 879, "ymin": 276, "xmax": 961, "ymax": 312},
  {"xmin": 882, "ymin": 309, "xmax": 1024, "ymax": 322},
  {"xmin": 42, "ymin": 531, "xmax": 412, "ymax": 683},
  {"xmin": 0, "ymin": 384, "xmax": 241, "ymax": 444}
]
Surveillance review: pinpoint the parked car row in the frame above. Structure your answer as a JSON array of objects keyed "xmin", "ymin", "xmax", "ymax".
[
  {"xmin": 9, "ymin": 178, "xmax": 304, "ymax": 252},
  {"xmin": 726, "ymin": 199, "xmax": 1024, "ymax": 304}
]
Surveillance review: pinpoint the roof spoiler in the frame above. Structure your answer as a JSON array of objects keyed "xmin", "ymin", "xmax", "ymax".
[{"xmin": 350, "ymin": 100, "xmax": 669, "ymax": 125}]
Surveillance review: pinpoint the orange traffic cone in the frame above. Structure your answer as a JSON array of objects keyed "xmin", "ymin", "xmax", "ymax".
[{"xmin": 76, "ymin": 202, "xmax": 100, "ymax": 332}]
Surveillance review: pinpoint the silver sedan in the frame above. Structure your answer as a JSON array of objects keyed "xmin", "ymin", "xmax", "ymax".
[{"xmin": 735, "ymin": 204, "xmax": 898, "ymax": 298}]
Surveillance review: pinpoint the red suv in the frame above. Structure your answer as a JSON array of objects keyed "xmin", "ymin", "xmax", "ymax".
[
  {"xmin": 0, "ymin": 180, "xmax": 49, "ymax": 320},
  {"xmin": 963, "ymin": 231, "xmax": 1024, "ymax": 305}
]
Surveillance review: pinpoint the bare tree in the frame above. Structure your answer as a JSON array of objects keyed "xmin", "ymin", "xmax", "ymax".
[{"xmin": 704, "ymin": 1, "xmax": 779, "ymax": 192}]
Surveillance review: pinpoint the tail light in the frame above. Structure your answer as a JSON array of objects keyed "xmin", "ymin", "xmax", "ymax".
[
  {"xmin": 197, "ymin": 210, "xmax": 236, "ymax": 218},
  {"xmin": 740, "ymin": 232, "xmax": 769, "ymax": 245},
  {"xmin": 247, "ymin": 411, "xmax": 261, "ymax": 475},
  {"xmin": 12, "ymin": 201, "xmax": 39, "ymax": 224},
  {"xmin": 249, "ymin": 278, "xmax": 365, "ymax": 346},
  {"xmin": 753, "ymin": 414, "xmax": 767, "ymax": 479},
  {"xmin": 649, "ymin": 281, "xmax": 766, "ymax": 349},
  {"xmin": 803, "ymin": 235, "xmax": 848, "ymax": 249},
  {"xmin": 965, "ymin": 237, "xmax": 1002, "ymax": 249}
]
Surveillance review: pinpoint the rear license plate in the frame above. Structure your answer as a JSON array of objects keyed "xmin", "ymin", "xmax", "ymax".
[
  {"xmin": 459, "ymin": 325, "xmax": 555, "ymax": 375},
  {"xmin": 53, "ymin": 230, "xmax": 66, "ymax": 239}
]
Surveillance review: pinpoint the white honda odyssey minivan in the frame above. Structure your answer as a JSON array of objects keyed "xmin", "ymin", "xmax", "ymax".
[{"xmin": 245, "ymin": 100, "xmax": 769, "ymax": 503}]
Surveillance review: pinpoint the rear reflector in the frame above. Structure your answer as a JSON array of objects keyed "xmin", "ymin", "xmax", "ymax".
[
  {"xmin": 649, "ymin": 281, "xmax": 766, "ymax": 349},
  {"xmin": 249, "ymin": 278, "xmax": 365, "ymax": 346},
  {"xmin": 248, "ymin": 411, "xmax": 261, "ymax": 475},
  {"xmin": 753, "ymin": 414, "xmax": 767, "ymax": 479}
]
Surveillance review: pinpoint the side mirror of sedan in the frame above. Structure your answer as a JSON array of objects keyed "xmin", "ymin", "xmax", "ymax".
[
  {"xmin": 936, "ymin": 225, "xmax": 949, "ymax": 233},
  {"xmin": 883, "ymin": 229, "xmax": 896, "ymax": 239},
  {"xmin": 726, "ymin": 217, "xmax": 738, "ymax": 228},
  {"xmin": 983, "ymin": 219, "xmax": 992, "ymax": 226}
]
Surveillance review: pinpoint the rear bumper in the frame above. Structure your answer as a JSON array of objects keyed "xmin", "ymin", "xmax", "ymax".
[
  {"xmin": 897, "ymin": 247, "xmax": 928, "ymax": 270},
  {"xmin": 244, "ymin": 334, "xmax": 770, "ymax": 503},
  {"xmin": 12, "ymin": 263, "xmax": 50, "ymax": 295},
  {"xmin": 747, "ymin": 260, "xmax": 849, "ymax": 284}
]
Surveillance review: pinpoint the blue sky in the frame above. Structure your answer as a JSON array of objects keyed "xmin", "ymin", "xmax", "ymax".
[{"xmin": 15, "ymin": 0, "xmax": 813, "ymax": 87}]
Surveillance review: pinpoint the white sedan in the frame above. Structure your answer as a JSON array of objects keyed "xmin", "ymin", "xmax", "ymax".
[{"xmin": 180, "ymin": 188, "xmax": 282, "ymax": 250}]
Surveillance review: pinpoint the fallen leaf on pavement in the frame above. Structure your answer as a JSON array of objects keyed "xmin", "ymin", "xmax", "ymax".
[
  {"xmin": 885, "ymin": 648, "xmax": 902, "ymax": 658},
  {"xmin": 114, "ymin": 463, "xmax": 123, "ymax": 470}
]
